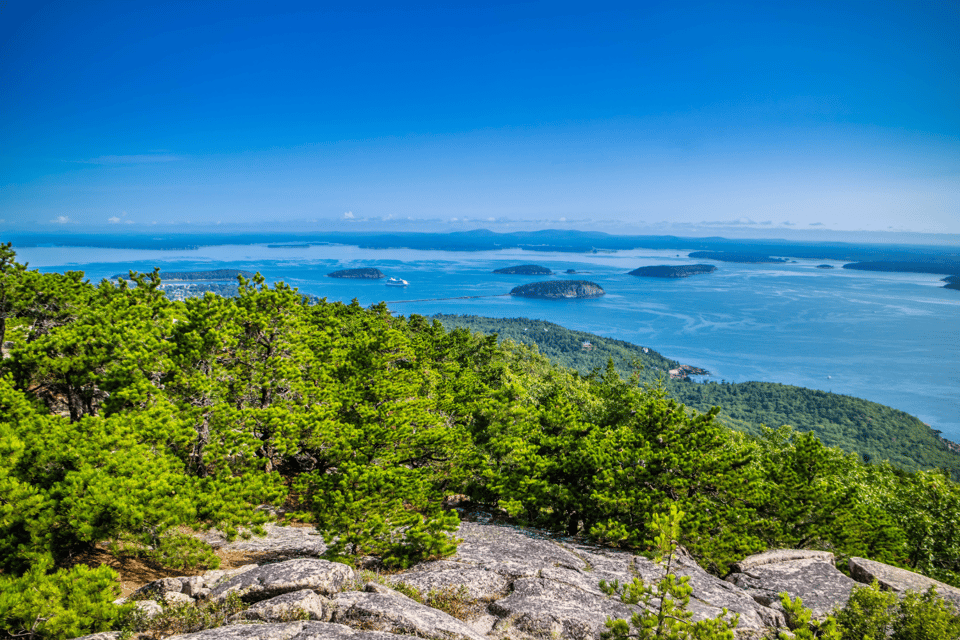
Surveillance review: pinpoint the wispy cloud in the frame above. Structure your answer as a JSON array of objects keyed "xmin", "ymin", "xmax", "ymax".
[
  {"xmin": 109, "ymin": 211, "xmax": 134, "ymax": 224},
  {"xmin": 809, "ymin": 222, "xmax": 825, "ymax": 226},
  {"xmin": 78, "ymin": 154, "xmax": 179, "ymax": 165},
  {"xmin": 700, "ymin": 217, "xmax": 759, "ymax": 227},
  {"xmin": 51, "ymin": 215, "xmax": 70, "ymax": 224},
  {"xmin": 343, "ymin": 211, "xmax": 354, "ymax": 219}
]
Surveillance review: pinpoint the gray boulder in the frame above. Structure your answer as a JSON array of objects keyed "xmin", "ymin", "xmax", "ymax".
[
  {"xmin": 297, "ymin": 623, "xmax": 420, "ymax": 640},
  {"xmin": 164, "ymin": 592, "xmax": 196, "ymax": 607},
  {"xmin": 731, "ymin": 550, "xmax": 834, "ymax": 573},
  {"xmin": 390, "ymin": 522, "xmax": 781, "ymax": 639},
  {"xmin": 202, "ymin": 564, "xmax": 260, "ymax": 589},
  {"xmin": 391, "ymin": 562, "xmax": 510, "ymax": 601},
  {"xmin": 488, "ymin": 576, "xmax": 640, "ymax": 640},
  {"xmin": 726, "ymin": 551, "xmax": 857, "ymax": 619},
  {"xmin": 209, "ymin": 558, "xmax": 355, "ymax": 603},
  {"xmin": 632, "ymin": 548, "xmax": 785, "ymax": 630},
  {"xmin": 442, "ymin": 522, "xmax": 587, "ymax": 578},
  {"xmin": 126, "ymin": 551, "xmax": 263, "ymax": 603},
  {"xmin": 849, "ymin": 557, "xmax": 960, "ymax": 609},
  {"xmin": 72, "ymin": 633, "xmax": 121, "ymax": 640},
  {"xmin": 332, "ymin": 589, "xmax": 485, "ymax": 640},
  {"xmin": 236, "ymin": 589, "xmax": 331, "ymax": 622},
  {"xmin": 201, "ymin": 524, "xmax": 328, "ymax": 558},
  {"xmin": 182, "ymin": 575, "xmax": 208, "ymax": 598},
  {"xmin": 132, "ymin": 576, "xmax": 187, "ymax": 599},
  {"xmin": 167, "ymin": 623, "xmax": 306, "ymax": 640},
  {"xmin": 134, "ymin": 599, "xmax": 164, "ymax": 619},
  {"xmin": 167, "ymin": 621, "xmax": 419, "ymax": 640}
]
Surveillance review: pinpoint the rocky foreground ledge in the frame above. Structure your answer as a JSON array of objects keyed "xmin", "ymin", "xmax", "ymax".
[{"xmin": 90, "ymin": 521, "xmax": 960, "ymax": 640}]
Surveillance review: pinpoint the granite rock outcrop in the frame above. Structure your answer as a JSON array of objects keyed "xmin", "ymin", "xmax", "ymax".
[{"xmin": 98, "ymin": 521, "xmax": 958, "ymax": 640}]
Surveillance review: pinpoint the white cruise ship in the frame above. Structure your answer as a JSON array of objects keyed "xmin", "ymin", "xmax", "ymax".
[{"xmin": 385, "ymin": 277, "xmax": 408, "ymax": 287}]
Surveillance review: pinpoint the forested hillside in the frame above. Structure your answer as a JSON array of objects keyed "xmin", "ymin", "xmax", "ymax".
[
  {"xmin": 434, "ymin": 314, "xmax": 960, "ymax": 476},
  {"xmin": 432, "ymin": 314, "xmax": 682, "ymax": 379},
  {"xmin": 2, "ymin": 245, "xmax": 960, "ymax": 639}
]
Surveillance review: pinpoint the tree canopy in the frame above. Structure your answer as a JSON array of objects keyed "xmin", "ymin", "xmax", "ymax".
[{"xmin": 2, "ymin": 248, "xmax": 960, "ymax": 638}]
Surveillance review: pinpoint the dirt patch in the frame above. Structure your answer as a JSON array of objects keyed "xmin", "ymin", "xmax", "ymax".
[
  {"xmin": 69, "ymin": 546, "xmax": 308, "ymax": 597},
  {"xmin": 67, "ymin": 548, "xmax": 194, "ymax": 598}
]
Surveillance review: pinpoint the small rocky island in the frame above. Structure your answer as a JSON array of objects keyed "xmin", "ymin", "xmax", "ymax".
[
  {"xmin": 510, "ymin": 280, "xmax": 604, "ymax": 299},
  {"xmin": 327, "ymin": 268, "xmax": 385, "ymax": 279},
  {"xmin": 628, "ymin": 264, "xmax": 716, "ymax": 278},
  {"xmin": 816, "ymin": 264, "xmax": 834, "ymax": 269},
  {"xmin": 493, "ymin": 264, "xmax": 553, "ymax": 275}
]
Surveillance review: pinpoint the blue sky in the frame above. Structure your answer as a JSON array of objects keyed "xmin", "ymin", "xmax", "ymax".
[{"xmin": 1, "ymin": 0, "xmax": 958, "ymax": 236}]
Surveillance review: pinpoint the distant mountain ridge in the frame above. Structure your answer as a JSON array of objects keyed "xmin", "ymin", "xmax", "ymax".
[
  {"xmin": 688, "ymin": 251, "xmax": 788, "ymax": 264},
  {"xmin": 17, "ymin": 229, "xmax": 960, "ymax": 275}
]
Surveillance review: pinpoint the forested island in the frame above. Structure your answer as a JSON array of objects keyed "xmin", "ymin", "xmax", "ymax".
[
  {"xmin": 628, "ymin": 264, "xmax": 717, "ymax": 278},
  {"xmin": 493, "ymin": 264, "xmax": 552, "ymax": 275},
  {"xmin": 945, "ymin": 276, "xmax": 960, "ymax": 291},
  {"xmin": 509, "ymin": 280, "xmax": 604, "ymax": 299},
  {"xmin": 4, "ymin": 245, "xmax": 960, "ymax": 640},
  {"xmin": 326, "ymin": 267, "xmax": 385, "ymax": 279},
  {"xmin": 688, "ymin": 251, "xmax": 788, "ymax": 263},
  {"xmin": 110, "ymin": 269, "xmax": 255, "ymax": 281}
]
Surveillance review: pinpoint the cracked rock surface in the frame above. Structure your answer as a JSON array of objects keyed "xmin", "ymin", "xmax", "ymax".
[
  {"xmin": 201, "ymin": 524, "xmax": 328, "ymax": 558},
  {"xmin": 167, "ymin": 622, "xmax": 418, "ymax": 640},
  {"xmin": 848, "ymin": 556, "xmax": 960, "ymax": 609},
  {"xmin": 332, "ymin": 588, "xmax": 486, "ymax": 640},
  {"xmin": 115, "ymin": 520, "xmax": 940, "ymax": 640},
  {"xmin": 209, "ymin": 559, "xmax": 356, "ymax": 603},
  {"xmin": 725, "ymin": 552, "xmax": 857, "ymax": 619},
  {"xmin": 235, "ymin": 589, "xmax": 331, "ymax": 623}
]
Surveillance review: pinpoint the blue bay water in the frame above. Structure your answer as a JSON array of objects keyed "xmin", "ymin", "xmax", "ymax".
[{"xmin": 17, "ymin": 243, "xmax": 960, "ymax": 441}]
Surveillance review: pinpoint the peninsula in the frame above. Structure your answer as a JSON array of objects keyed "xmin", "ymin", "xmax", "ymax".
[
  {"xmin": 110, "ymin": 269, "xmax": 255, "ymax": 281},
  {"xmin": 493, "ymin": 264, "xmax": 552, "ymax": 275},
  {"xmin": 842, "ymin": 261, "xmax": 960, "ymax": 277},
  {"xmin": 510, "ymin": 280, "xmax": 604, "ymax": 299},
  {"xmin": 327, "ymin": 268, "xmax": 385, "ymax": 279},
  {"xmin": 688, "ymin": 251, "xmax": 788, "ymax": 264},
  {"xmin": 628, "ymin": 264, "xmax": 716, "ymax": 278}
]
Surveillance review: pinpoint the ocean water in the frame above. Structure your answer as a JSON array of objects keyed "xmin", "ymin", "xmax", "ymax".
[{"xmin": 16, "ymin": 242, "xmax": 960, "ymax": 441}]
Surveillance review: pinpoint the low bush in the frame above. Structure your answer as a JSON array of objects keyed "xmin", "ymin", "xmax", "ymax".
[{"xmin": 0, "ymin": 560, "xmax": 131, "ymax": 640}]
